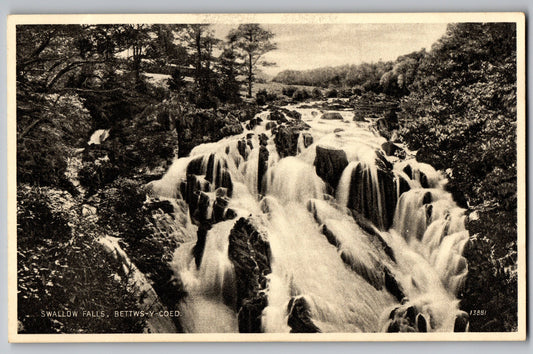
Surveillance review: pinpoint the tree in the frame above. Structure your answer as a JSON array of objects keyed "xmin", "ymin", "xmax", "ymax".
[
  {"xmin": 216, "ymin": 34, "xmax": 242, "ymax": 103},
  {"xmin": 145, "ymin": 24, "xmax": 188, "ymax": 69},
  {"xmin": 179, "ymin": 24, "xmax": 221, "ymax": 107},
  {"xmin": 229, "ymin": 24, "xmax": 277, "ymax": 97}
]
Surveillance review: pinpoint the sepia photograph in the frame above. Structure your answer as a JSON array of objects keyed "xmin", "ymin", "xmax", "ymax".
[{"xmin": 7, "ymin": 13, "xmax": 526, "ymax": 342}]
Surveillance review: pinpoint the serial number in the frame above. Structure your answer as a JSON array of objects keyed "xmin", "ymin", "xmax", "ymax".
[{"xmin": 469, "ymin": 309, "xmax": 487, "ymax": 316}]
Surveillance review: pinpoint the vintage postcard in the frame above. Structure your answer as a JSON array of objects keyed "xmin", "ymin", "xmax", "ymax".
[{"xmin": 7, "ymin": 13, "xmax": 526, "ymax": 342}]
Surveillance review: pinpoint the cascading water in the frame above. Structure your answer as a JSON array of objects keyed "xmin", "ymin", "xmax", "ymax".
[{"xmin": 147, "ymin": 103, "xmax": 470, "ymax": 333}]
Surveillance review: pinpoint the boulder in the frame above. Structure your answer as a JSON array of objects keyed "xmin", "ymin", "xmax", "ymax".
[
  {"xmin": 301, "ymin": 132, "xmax": 314, "ymax": 148},
  {"xmin": 320, "ymin": 112, "xmax": 344, "ymax": 120},
  {"xmin": 268, "ymin": 110, "xmax": 288, "ymax": 123},
  {"xmin": 287, "ymin": 297, "xmax": 321, "ymax": 333},
  {"xmin": 384, "ymin": 267, "xmax": 405, "ymax": 302},
  {"xmin": 381, "ymin": 141, "xmax": 406, "ymax": 159},
  {"xmin": 314, "ymin": 145, "xmax": 349, "ymax": 191},
  {"xmin": 259, "ymin": 133, "xmax": 269, "ymax": 147},
  {"xmin": 274, "ymin": 126, "xmax": 300, "ymax": 158},
  {"xmin": 265, "ymin": 122, "xmax": 276, "ymax": 131},
  {"xmin": 453, "ymin": 312, "xmax": 469, "ymax": 332},
  {"xmin": 228, "ymin": 218, "xmax": 272, "ymax": 333},
  {"xmin": 353, "ymin": 111, "xmax": 366, "ymax": 122}
]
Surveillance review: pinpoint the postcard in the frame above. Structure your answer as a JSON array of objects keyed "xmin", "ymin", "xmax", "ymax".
[{"xmin": 7, "ymin": 12, "xmax": 526, "ymax": 342}]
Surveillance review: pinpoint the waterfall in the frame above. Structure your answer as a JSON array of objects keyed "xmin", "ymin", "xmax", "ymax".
[{"xmin": 148, "ymin": 104, "xmax": 470, "ymax": 333}]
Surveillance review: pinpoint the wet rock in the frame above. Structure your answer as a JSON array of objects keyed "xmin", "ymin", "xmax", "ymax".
[
  {"xmin": 397, "ymin": 175, "xmax": 411, "ymax": 197},
  {"xmin": 228, "ymin": 218, "xmax": 272, "ymax": 333},
  {"xmin": 403, "ymin": 164, "xmax": 413, "ymax": 179},
  {"xmin": 287, "ymin": 297, "xmax": 321, "ymax": 333},
  {"xmin": 375, "ymin": 150, "xmax": 393, "ymax": 171},
  {"xmin": 259, "ymin": 133, "xmax": 269, "ymax": 146},
  {"xmin": 346, "ymin": 162, "xmax": 397, "ymax": 230},
  {"xmin": 301, "ymin": 132, "xmax": 314, "ymax": 148},
  {"xmin": 265, "ymin": 121, "xmax": 277, "ymax": 130},
  {"xmin": 419, "ymin": 171, "xmax": 430, "ymax": 188},
  {"xmin": 387, "ymin": 321, "xmax": 400, "ymax": 332},
  {"xmin": 384, "ymin": 267, "xmax": 405, "ymax": 302},
  {"xmin": 246, "ymin": 118, "xmax": 259, "ymax": 130},
  {"xmin": 278, "ymin": 108, "xmax": 302, "ymax": 120},
  {"xmin": 225, "ymin": 208, "xmax": 237, "ymax": 220},
  {"xmin": 196, "ymin": 191, "xmax": 211, "ymax": 223},
  {"xmin": 235, "ymin": 105, "xmax": 261, "ymax": 122},
  {"xmin": 353, "ymin": 111, "xmax": 366, "ymax": 122},
  {"xmin": 274, "ymin": 126, "xmax": 301, "ymax": 158},
  {"xmin": 320, "ymin": 112, "xmax": 344, "ymax": 120},
  {"xmin": 350, "ymin": 210, "xmax": 395, "ymax": 262},
  {"xmin": 268, "ymin": 110, "xmax": 288, "ymax": 123},
  {"xmin": 422, "ymin": 191, "xmax": 432, "ymax": 205},
  {"xmin": 186, "ymin": 156, "xmax": 205, "ymax": 175},
  {"xmin": 454, "ymin": 312, "xmax": 469, "ymax": 332},
  {"xmin": 193, "ymin": 225, "xmax": 209, "ymax": 268},
  {"xmin": 314, "ymin": 145, "xmax": 349, "ymax": 191},
  {"xmin": 381, "ymin": 141, "xmax": 406, "ymax": 159},
  {"xmin": 213, "ymin": 196, "xmax": 229, "ymax": 223},
  {"xmin": 237, "ymin": 139, "xmax": 248, "ymax": 159},
  {"xmin": 258, "ymin": 146, "xmax": 269, "ymax": 195},
  {"xmin": 416, "ymin": 313, "xmax": 428, "ymax": 332}
]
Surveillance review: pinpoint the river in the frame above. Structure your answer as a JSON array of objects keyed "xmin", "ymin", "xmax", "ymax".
[{"xmin": 148, "ymin": 102, "xmax": 470, "ymax": 333}]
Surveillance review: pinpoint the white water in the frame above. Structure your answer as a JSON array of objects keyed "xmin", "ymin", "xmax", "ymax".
[{"xmin": 149, "ymin": 103, "xmax": 469, "ymax": 333}]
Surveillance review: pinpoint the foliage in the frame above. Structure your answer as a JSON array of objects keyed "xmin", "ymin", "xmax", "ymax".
[
  {"xmin": 397, "ymin": 23, "xmax": 517, "ymax": 331},
  {"xmin": 399, "ymin": 23, "xmax": 516, "ymax": 210},
  {"xmin": 282, "ymin": 86, "xmax": 297, "ymax": 97},
  {"xmin": 255, "ymin": 89, "xmax": 277, "ymax": 105},
  {"xmin": 96, "ymin": 178, "xmax": 186, "ymax": 307},
  {"xmin": 292, "ymin": 88, "xmax": 310, "ymax": 101},
  {"xmin": 17, "ymin": 91, "xmax": 91, "ymax": 190},
  {"xmin": 217, "ymin": 46, "xmax": 242, "ymax": 104},
  {"xmin": 17, "ymin": 185, "xmax": 145, "ymax": 333},
  {"xmin": 311, "ymin": 88, "xmax": 323, "ymax": 99},
  {"xmin": 325, "ymin": 88, "xmax": 338, "ymax": 98},
  {"xmin": 460, "ymin": 232, "xmax": 517, "ymax": 332}
]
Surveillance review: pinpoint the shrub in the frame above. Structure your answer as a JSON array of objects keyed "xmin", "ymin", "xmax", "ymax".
[
  {"xmin": 311, "ymin": 88, "xmax": 323, "ymax": 99},
  {"xmin": 256, "ymin": 89, "xmax": 278, "ymax": 105},
  {"xmin": 325, "ymin": 88, "xmax": 338, "ymax": 98},
  {"xmin": 292, "ymin": 88, "xmax": 310, "ymax": 101},
  {"xmin": 282, "ymin": 86, "xmax": 297, "ymax": 97}
]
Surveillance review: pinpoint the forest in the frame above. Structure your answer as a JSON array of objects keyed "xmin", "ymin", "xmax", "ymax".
[{"xmin": 16, "ymin": 22, "xmax": 518, "ymax": 334}]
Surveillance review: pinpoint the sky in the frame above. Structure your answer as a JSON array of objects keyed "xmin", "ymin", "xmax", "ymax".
[{"xmin": 212, "ymin": 23, "xmax": 449, "ymax": 78}]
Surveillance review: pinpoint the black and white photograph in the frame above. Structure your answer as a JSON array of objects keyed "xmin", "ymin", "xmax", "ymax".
[{"xmin": 7, "ymin": 13, "xmax": 526, "ymax": 342}]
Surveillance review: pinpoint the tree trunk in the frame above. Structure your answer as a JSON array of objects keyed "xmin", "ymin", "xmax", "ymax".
[{"xmin": 248, "ymin": 53, "xmax": 253, "ymax": 98}]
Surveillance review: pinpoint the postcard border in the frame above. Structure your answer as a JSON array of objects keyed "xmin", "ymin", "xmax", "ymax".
[{"xmin": 6, "ymin": 12, "xmax": 527, "ymax": 343}]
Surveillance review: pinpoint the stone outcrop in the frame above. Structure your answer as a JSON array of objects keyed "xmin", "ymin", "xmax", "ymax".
[
  {"xmin": 287, "ymin": 297, "xmax": 321, "ymax": 333},
  {"xmin": 314, "ymin": 145, "xmax": 349, "ymax": 191},
  {"xmin": 228, "ymin": 218, "xmax": 272, "ymax": 333}
]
